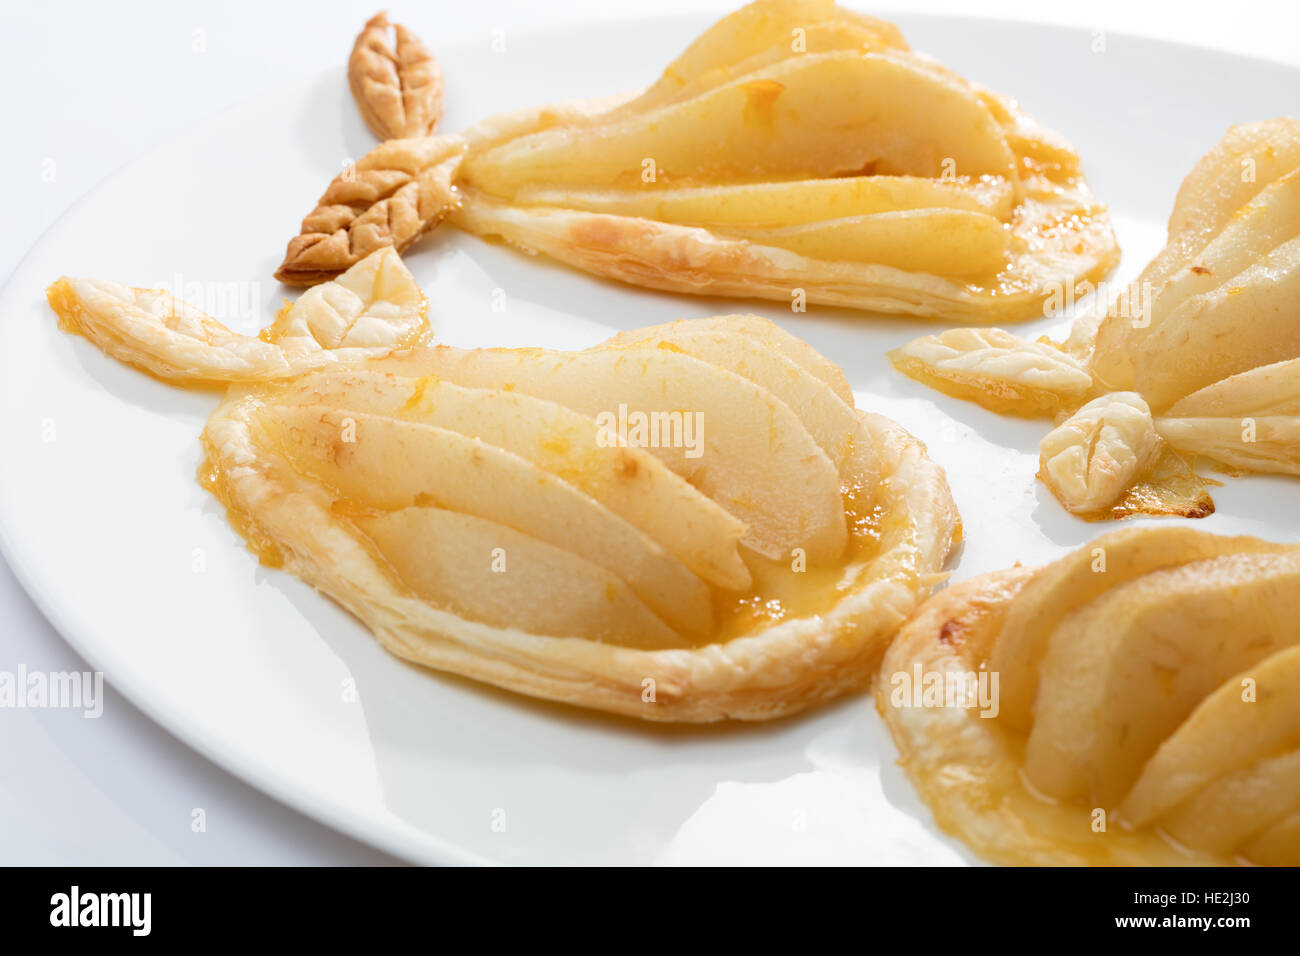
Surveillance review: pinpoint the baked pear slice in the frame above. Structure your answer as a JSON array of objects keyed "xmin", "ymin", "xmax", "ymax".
[
  {"xmin": 356, "ymin": 506, "xmax": 684, "ymax": 650},
  {"xmin": 1242, "ymin": 810, "xmax": 1300, "ymax": 866},
  {"xmin": 878, "ymin": 527, "xmax": 1300, "ymax": 865},
  {"xmin": 1165, "ymin": 356, "xmax": 1300, "ymax": 418},
  {"xmin": 613, "ymin": 0, "xmax": 907, "ymax": 115},
  {"xmin": 188, "ymin": 314, "xmax": 960, "ymax": 721},
  {"xmin": 716, "ymin": 208, "xmax": 1011, "ymax": 276},
  {"xmin": 1133, "ymin": 236, "xmax": 1300, "ymax": 410},
  {"xmin": 1155, "ymin": 748, "xmax": 1300, "ymax": 856},
  {"xmin": 1121, "ymin": 643, "xmax": 1300, "ymax": 829},
  {"xmin": 605, "ymin": 313, "xmax": 853, "ymax": 404},
  {"xmin": 513, "ymin": 176, "xmax": 1016, "ymax": 227}
]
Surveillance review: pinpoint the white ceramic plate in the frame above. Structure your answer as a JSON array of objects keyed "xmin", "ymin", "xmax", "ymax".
[{"xmin": 3, "ymin": 12, "xmax": 1299, "ymax": 865}]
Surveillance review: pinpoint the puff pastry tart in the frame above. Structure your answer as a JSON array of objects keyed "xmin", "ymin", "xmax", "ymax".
[
  {"xmin": 891, "ymin": 117, "xmax": 1300, "ymax": 518},
  {"xmin": 201, "ymin": 316, "xmax": 960, "ymax": 721},
  {"xmin": 277, "ymin": 0, "xmax": 1118, "ymax": 323},
  {"xmin": 879, "ymin": 526, "xmax": 1300, "ymax": 866}
]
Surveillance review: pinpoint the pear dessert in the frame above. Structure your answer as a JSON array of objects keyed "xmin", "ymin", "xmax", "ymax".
[
  {"xmin": 48, "ymin": 256, "xmax": 959, "ymax": 721},
  {"xmin": 879, "ymin": 526, "xmax": 1300, "ymax": 866},
  {"xmin": 891, "ymin": 118, "xmax": 1300, "ymax": 519},
  {"xmin": 275, "ymin": 0, "xmax": 1117, "ymax": 323}
]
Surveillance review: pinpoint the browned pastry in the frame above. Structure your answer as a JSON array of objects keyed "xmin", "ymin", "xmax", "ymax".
[
  {"xmin": 273, "ymin": 137, "xmax": 460, "ymax": 286},
  {"xmin": 348, "ymin": 11, "xmax": 444, "ymax": 141}
]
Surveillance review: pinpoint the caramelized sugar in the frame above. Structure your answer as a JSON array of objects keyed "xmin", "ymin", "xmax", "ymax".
[
  {"xmin": 711, "ymin": 478, "xmax": 885, "ymax": 644},
  {"xmin": 197, "ymin": 453, "xmax": 284, "ymax": 568}
]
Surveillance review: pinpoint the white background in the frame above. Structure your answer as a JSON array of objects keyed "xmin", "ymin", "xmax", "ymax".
[{"xmin": 1, "ymin": 0, "xmax": 1297, "ymax": 865}]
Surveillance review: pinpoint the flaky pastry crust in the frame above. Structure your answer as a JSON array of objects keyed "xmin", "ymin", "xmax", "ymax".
[{"xmin": 49, "ymin": 248, "xmax": 430, "ymax": 383}]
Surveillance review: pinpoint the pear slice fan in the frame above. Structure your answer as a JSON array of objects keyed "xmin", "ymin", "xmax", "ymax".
[
  {"xmin": 48, "ymin": 251, "xmax": 959, "ymax": 721},
  {"xmin": 879, "ymin": 525, "xmax": 1300, "ymax": 866},
  {"xmin": 274, "ymin": 0, "xmax": 1117, "ymax": 323},
  {"xmin": 891, "ymin": 117, "xmax": 1300, "ymax": 519}
]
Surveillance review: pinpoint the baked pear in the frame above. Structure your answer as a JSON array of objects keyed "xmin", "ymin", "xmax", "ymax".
[
  {"xmin": 277, "ymin": 0, "xmax": 1118, "ymax": 323},
  {"xmin": 878, "ymin": 526, "xmax": 1300, "ymax": 865},
  {"xmin": 891, "ymin": 118, "xmax": 1300, "ymax": 517}
]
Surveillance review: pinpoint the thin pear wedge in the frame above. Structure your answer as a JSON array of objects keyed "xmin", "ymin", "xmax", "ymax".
[
  {"xmin": 254, "ymin": 368, "xmax": 751, "ymax": 589},
  {"xmin": 513, "ymin": 176, "xmax": 1015, "ymax": 227},
  {"xmin": 356, "ymin": 506, "xmax": 685, "ymax": 650},
  {"xmin": 1167, "ymin": 356, "xmax": 1300, "ymax": 417},
  {"xmin": 1168, "ymin": 117, "xmax": 1300, "ymax": 239},
  {"xmin": 620, "ymin": 13, "xmax": 909, "ymax": 116},
  {"xmin": 461, "ymin": 50, "xmax": 1016, "ymax": 197},
  {"xmin": 370, "ymin": 344, "xmax": 848, "ymax": 562},
  {"xmin": 1146, "ymin": 167, "xmax": 1300, "ymax": 325},
  {"xmin": 1154, "ymin": 748, "xmax": 1300, "ymax": 855},
  {"xmin": 721, "ymin": 208, "xmax": 1011, "ymax": 276},
  {"xmin": 606, "ymin": 314, "xmax": 854, "ymax": 404},
  {"xmin": 1133, "ymin": 235, "xmax": 1300, "ymax": 410},
  {"xmin": 1024, "ymin": 551, "xmax": 1300, "ymax": 806},
  {"xmin": 254, "ymin": 406, "xmax": 712, "ymax": 639},
  {"xmin": 1121, "ymin": 643, "xmax": 1300, "ymax": 828},
  {"xmin": 621, "ymin": 0, "xmax": 906, "ymax": 115}
]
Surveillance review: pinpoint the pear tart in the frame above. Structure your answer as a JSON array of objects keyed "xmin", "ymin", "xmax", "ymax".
[
  {"xmin": 201, "ymin": 316, "xmax": 960, "ymax": 721},
  {"xmin": 891, "ymin": 118, "xmax": 1300, "ymax": 518},
  {"xmin": 277, "ymin": 0, "xmax": 1118, "ymax": 323},
  {"xmin": 879, "ymin": 526, "xmax": 1300, "ymax": 866}
]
